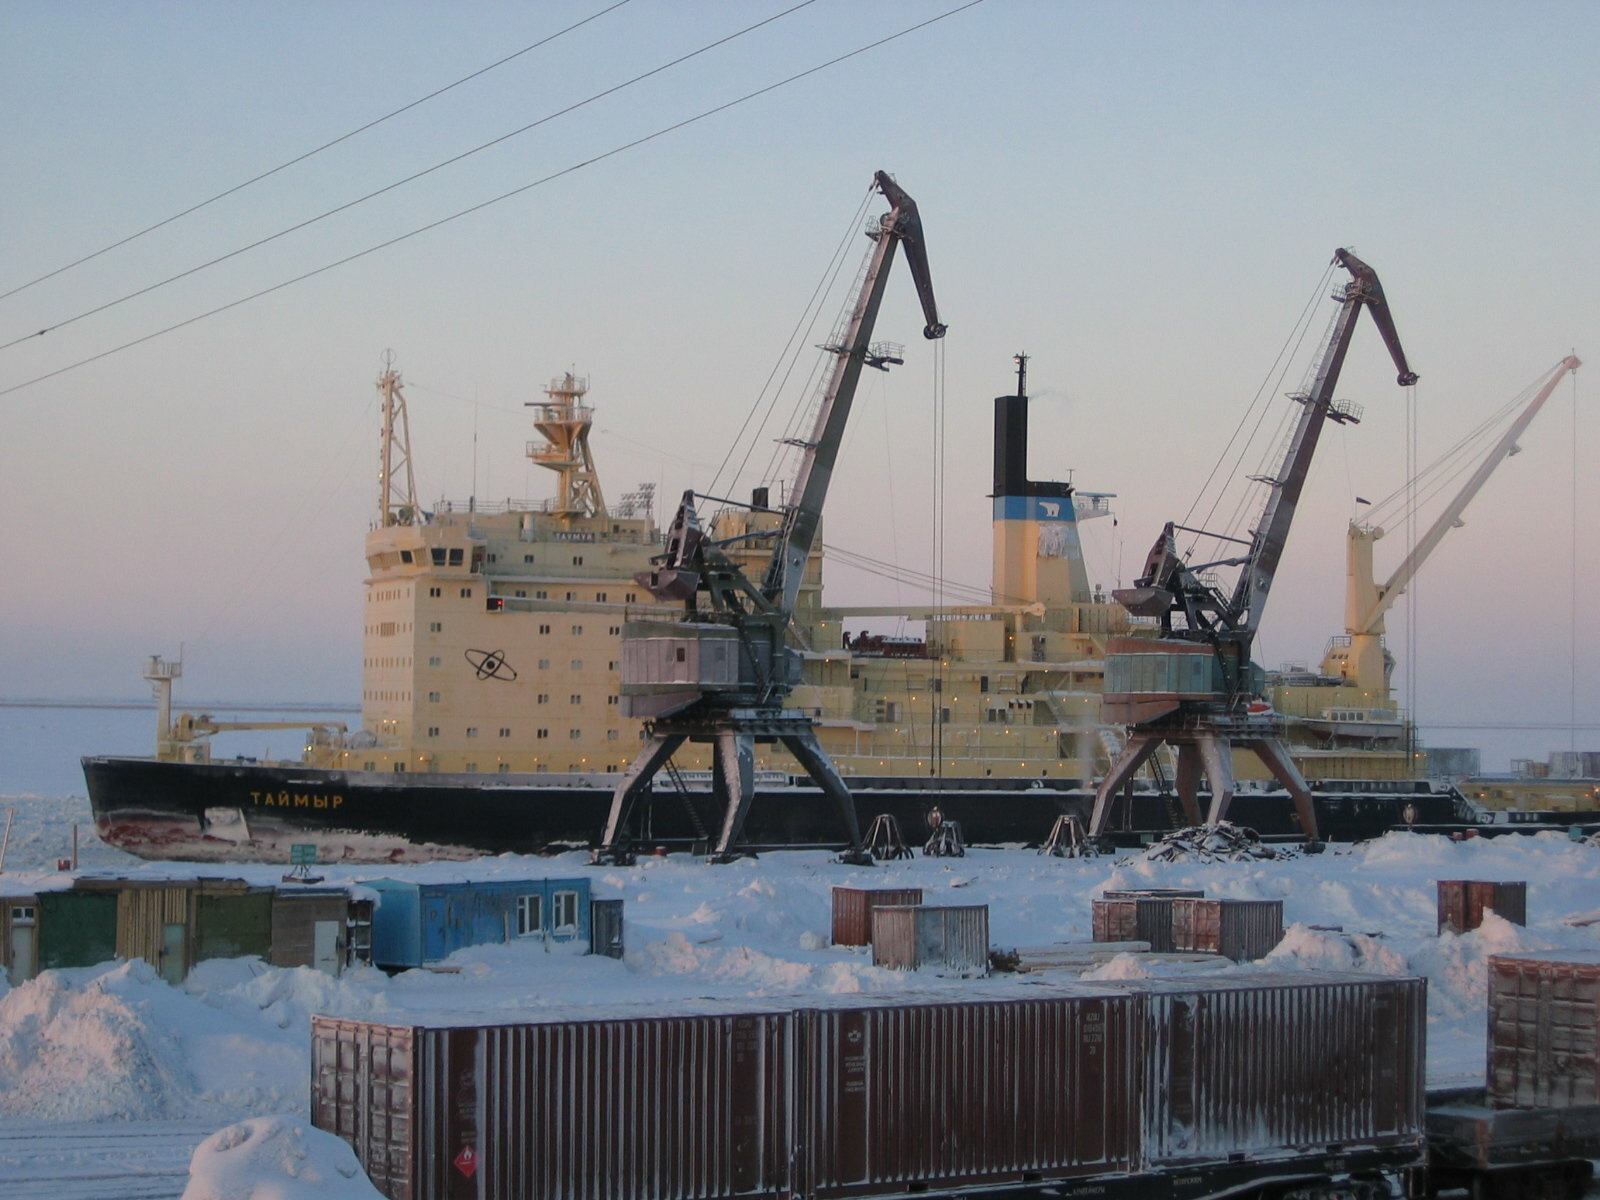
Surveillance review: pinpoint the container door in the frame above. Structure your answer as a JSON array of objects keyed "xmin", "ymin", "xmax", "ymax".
[
  {"xmin": 7, "ymin": 906, "xmax": 36, "ymax": 984},
  {"xmin": 423, "ymin": 893, "xmax": 450, "ymax": 962},
  {"xmin": 312, "ymin": 921, "xmax": 341, "ymax": 975},
  {"xmin": 160, "ymin": 922, "xmax": 187, "ymax": 985}
]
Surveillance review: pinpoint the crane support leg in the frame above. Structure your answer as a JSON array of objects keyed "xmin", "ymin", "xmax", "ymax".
[
  {"xmin": 779, "ymin": 732, "xmax": 872, "ymax": 865},
  {"xmin": 1247, "ymin": 737, "xmax": 1321, "ymax": 840},
  {"xmin": 593, "ymin": 731, "xmax": 686, "ymax": 862},
  {"xmin": 709, "ymin": 731, "xmax": 757, "ymax": 863},
  {"xmin": 1199, "ymin": 735, "xmax": 1237, "ymax": 828},
  {"xmin": 1089, "ymin": 736, "xmax": 1163, "ymax": 837},
  {"xmin": 1174, "ymin": 744, "xmax": 1205, "ymax": 826}
]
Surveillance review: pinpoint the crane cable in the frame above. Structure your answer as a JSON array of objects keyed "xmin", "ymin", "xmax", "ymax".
[
  {"xmin": 0, "ymin": 0, "xmax": 635, "ymax": 306},
  {"xmin": 0, "ymin": 0, "xmax": 988, "ymax": 400}
]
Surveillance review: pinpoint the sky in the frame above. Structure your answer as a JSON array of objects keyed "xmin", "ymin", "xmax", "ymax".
[{"xmin": 1, "ymin": 0, "xmax": 1596, "ymax": 771}]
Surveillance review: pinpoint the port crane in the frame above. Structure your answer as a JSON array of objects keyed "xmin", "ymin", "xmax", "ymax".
[
  {"xmin": 593, "ymin": 171, "xmax": 946, "ymax": 864},
  {"xmin": 1089, "ymin": 249, "xmax": 1417, "ymax": 841},
  {"xmin": 1326, "ymin": 354, "xmax": 1581, "ymax": 698}
]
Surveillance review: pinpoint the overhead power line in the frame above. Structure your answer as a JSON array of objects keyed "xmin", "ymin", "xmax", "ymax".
[
  {"xmin": 0, "ymin": 0, "xmax": 634, "ymax": 305},
  {"xmin": 1, "ymin": 0, "xmax": 817, "ymax": 354},
  {"xmin": 0, "ymin": 0, "xmax": 987, "ymax": 400}
]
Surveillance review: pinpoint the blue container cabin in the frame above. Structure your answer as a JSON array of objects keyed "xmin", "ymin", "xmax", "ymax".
[{"xmin": 366, "ymin": 877, "xmax": 591, "ymax": 970}]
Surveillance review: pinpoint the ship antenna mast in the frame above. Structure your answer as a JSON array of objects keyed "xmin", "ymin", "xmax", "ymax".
[
  {"xmin": 377, "ymin": 350, "xmax": 421, "ymax": 527},
  {"xmin": 528, "ymin": 372, "xmax": 608, "ymax": 518}
]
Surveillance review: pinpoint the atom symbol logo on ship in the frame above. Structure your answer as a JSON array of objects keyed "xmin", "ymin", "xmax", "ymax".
[{"xmin": 464, "ymin": 648, "xmax": 517, "ymax": 682}]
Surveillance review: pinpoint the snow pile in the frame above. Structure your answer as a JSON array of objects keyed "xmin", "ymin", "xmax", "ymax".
[
  {"xmin": 181, "ymin": 1116, "xmax": 384, "ymax": 1200},
  {"xmin": 0, "ymin": 959, "xmax": 310, "ymax": 1121}
]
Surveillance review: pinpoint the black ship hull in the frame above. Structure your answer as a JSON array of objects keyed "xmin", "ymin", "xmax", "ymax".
[{"xmin": 83, "ymin": 755, "xmax": 1484, "ymax": 863}]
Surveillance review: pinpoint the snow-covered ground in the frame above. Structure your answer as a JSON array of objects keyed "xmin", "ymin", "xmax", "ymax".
[{"xmin": 5, "ymin": 790, "xmax": 1600, "ymax": 1198}]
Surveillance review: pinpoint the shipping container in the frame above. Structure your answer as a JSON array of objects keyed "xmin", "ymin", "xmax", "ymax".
[
  {"xmin": 1170, "ymin": 897, "xmax": 1283, "ymax": 961},
  {"xmin": 870, "ymin": 905, "xmax": 988, "ymax": 976},
  {"xmin": 312, "ymin": 999, "xmax": 791, "ymax": 1200},
  {"xmin": 1108, "ymin": 972, "xmax": 1428, "ymax": 1164},
  {"xmin": 367, "ymin": 878, "xmax": 591, "ymax": 970},
  {"xmin": 35, "ymin": 889, "xmax": 116, "ymax": 970},
  {"xmin": 1487, "ymin": 950, "xmax": 1600, "ymax": 1109},
  {"xmin": 829, "ymin": 886, "xmax": 924, "ymax": 947},
  {"xmin": 194, "ymin": 886, "xmax": 273, "ymax": 962},
  {"xmin": 791, "ymin": 988, "xmax": 1139, "ymax": 1198},
  {"xmin": 590, "ymin": 897, "xmax": 624, "ymax": 959},
  {"xmin": 1092, "ymin": 889, "xmax": 1205, "ymax": 953},
  {"xmin": 1438, "ymin": 880, "xmax": 1527, "ymax": 934}
]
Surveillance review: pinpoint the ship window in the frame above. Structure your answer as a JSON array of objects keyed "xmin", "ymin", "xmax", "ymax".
[
  {"xmin": 940, "ymin": 707, "xmax": 951, "ymax": 724},
  {"xmin": 429, "ymin": 622, "xmax": 442, "ymax": 633},
  {"xmin": 537, "ymin": 729, "xmax": 549, "ymax": 739},
  {"xmin": 363, "ymin": 762, "xmax": 376, "ymax": 772},
  {"xmin": 539, "ymin": 625, "xmax": 551, "ymax": 635},
  {"xmin": 394, "ymin": 762, "xmax": 407, "ymax": 773},
  {"xmin": 980, "ymin": 676, "xmax": 990, "ymax": 692},
  {"xmin": 515, "ymin": 589, "xmax": 526, "ymax": 598},
  {"xmin": 517, "ymin": 894, "xmax": 542, "ymax": 935},
  {"xmin": 538, "ymin": 659, "xmax": 550, "ymax": 670},
  {"xmin": 607, "ymin": 729, "xmax": 619, "ymax": 741},
  {"xmin": 524, "ymin": 554, "xmax": 535, "ymax": 563},
  {"xmin": 565, "ymin": 591, "xmax": 576, "ymax": 601},
  {"xmin": 571, "ymin": 625, "xmax": 583, "ymax": 635},
  {"xmin": 428, "ymin": 657, "xmax": 440, "ymax": 667},
  {"xmin": 10, "ymin": 906, "xmax": 34, "ymax": 923},
  {"xmin": 596, "ymin": 592, "xmax": 607, "ymax": 602},
  {"xmin": 552, "ymin": 890, "xmax": 579, "ymax": 933},
  {"xmin": 465, "ymin": 762, "xmax": 477, "ymax": 773},
  {"xmin": 426, "ymin": 726, "xmax": 439, "ymax": 737},
  {"xmin": 572, "ymin": 556, "xmax": 584, "ymax": 566},
  {"xmin": 497, "ymin": 763, "xmax": 510, "ymax": 774},
  {"xmin": 571, "ymin": 660, "xmax": 583, "ymax": 671},
  {"xmin": 607, "ymin": 695, "xmax": 618, "ymax": 706},
  {"xmin": 625, "ymin": 592, "xmax": 636, "ymax": 602},
  {"xmin": 609, "ymin": 626, "xmax": 621, "ymax": 637},
  {"xmin": 400, "ymin": 550, "xmax": 413, "ymax": 564},
  {"xmin": 608, "ymin": 660, "xmax": 617, "ymax": 670},
  {"xmin": 537, "ymin": 693, "xmax": 549, "ymax": 704},
  {"xmin": 487, "ymin": 554, "xmax": 497, "ymax": 563},
  {"xmin": 535, "ymin": 590, "xmax": 548, "ymax": 600},
  {"xmin": 428, "ymin": 587, "xmax": 441, "ymax": 597},
  {"xmin": 569, "ymin": 694, "xmax": 582, "ymax": 704},
  {"xmin": 459, "ymin": 587, "xmax": 472, "ymax": 598},
  {"xmin": 568, "ymin": 728, "xmax": 582, "ymax": 739},
  {"xmin": 448, "ymin": 548, "xmax": 464, "ymax": 566},
  {"xmin": 431, "ymin": 549, "xmax": 445, "ymax": 565},
  {"xmin": 467, "ymin": 727, "xmax": 479, "ymax": 738},
  {"xmin": 675, "ymin": 648, "xmax": 687, "ymax": 663},
  {"xmin": 499, "ymin": 728, "xmax": 511, "ymax": 737}
]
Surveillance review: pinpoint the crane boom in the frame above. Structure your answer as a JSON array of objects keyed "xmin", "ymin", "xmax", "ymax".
[
  {"xmin": 762, "ymin": 171, "xmax": 945, "ymax": 616},
  {"xmin": 1229, "ymin": 249, "xmax": 1417, "ymax": 637},
  {"xmin": 1351, "ymin": 354, "xmax": 1580, "ymax": 637}
]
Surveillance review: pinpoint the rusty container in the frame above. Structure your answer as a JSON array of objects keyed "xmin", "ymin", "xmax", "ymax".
[
  {"xmin": 830, "ymin": 886, "xmax": 924, "ymax": 947},
  {"xmin": 1114, "ymin": 972, "xmax": 1427, "ymax": 1163},
  {"xmin": 791, "ymin": 987, "xmax": 1139, "ymax": 1197},
  {"xmin": 1486, "ymin": 950, "xmax": 1600, "ymax": 1109},
  {"xmin": 869, "ymin": 905, "xmax": 988, "ymax": 976},
  {"xmin": 1092, "ymin": 889, "xmax": 1205, "ymax": 953},
  {"xmin": 1437, "ymin": 880, "xmax": 1527, "ymax": 934},
  {"xmin": 312, "ymin": 1002, "xmax": 791, "ymax": 1200},
  {"xmin": 1170, "ymin": 897, "xmax": 1283, "ymax": 961}
]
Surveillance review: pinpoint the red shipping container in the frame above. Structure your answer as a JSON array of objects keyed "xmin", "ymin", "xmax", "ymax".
[
  {"xmin": 1487, "ymin": 950, "xmax": 1600, "ymax": 1109},
  {"xmin": 1170, "ymin": 897, "xmax": 1283, "ymax": 961},
  {"xmin": 791, "ymin": 987, "xmax": 1140, "ymax": 1197},
  {"xmin": 1438, "ymin": 880, "xmax": 1527, "ymax": 934},
  {"xmin": 829, "ymin": 886, "xmax": 923, "ymax": 947}
]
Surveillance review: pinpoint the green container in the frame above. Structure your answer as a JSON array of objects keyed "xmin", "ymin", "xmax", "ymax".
[
  {"xmin": 195, "ymin": 890, "xmax": 273, "ymax": 961},
  {"xmin": 37, "ymin": 890, "xmax": 117, "ymax": 970}
]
